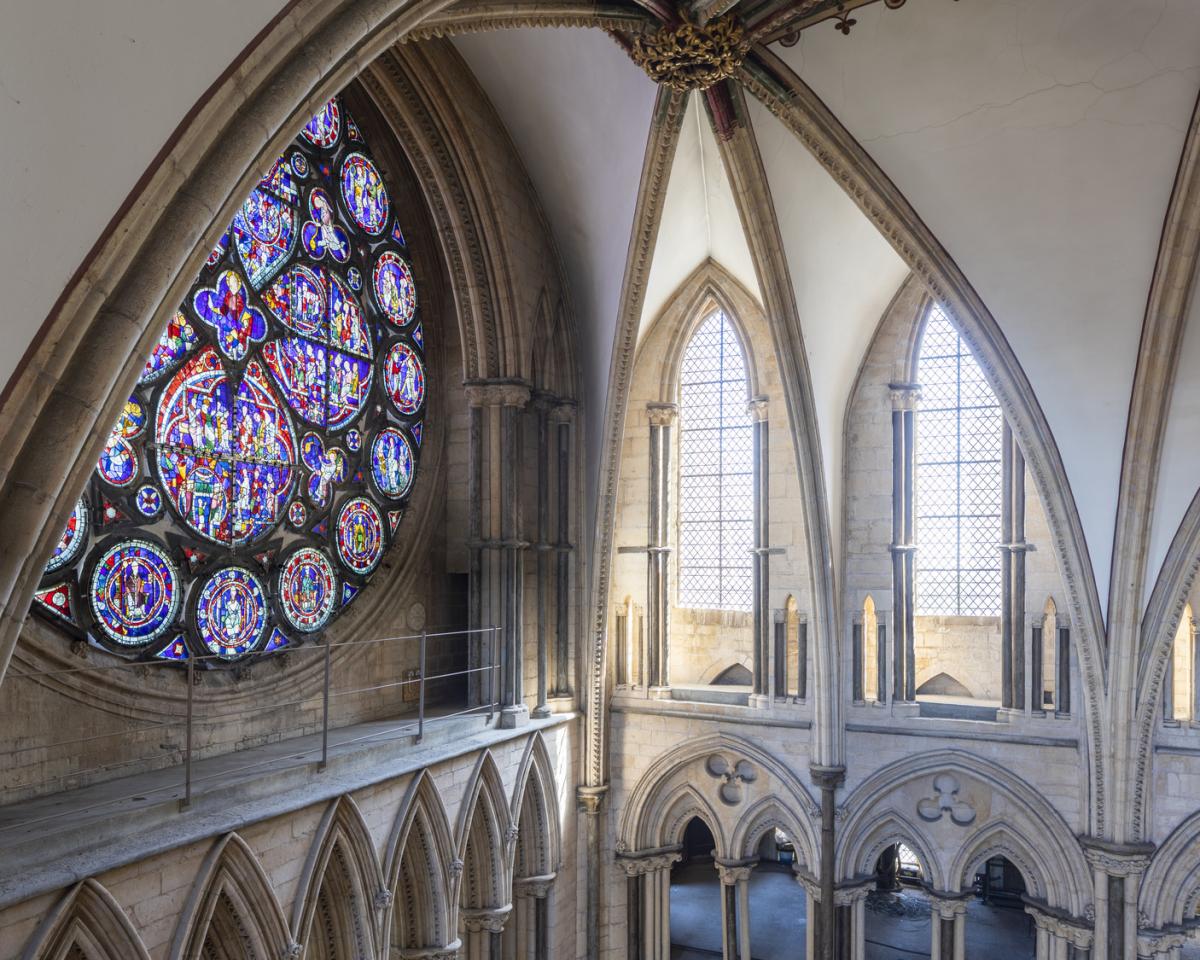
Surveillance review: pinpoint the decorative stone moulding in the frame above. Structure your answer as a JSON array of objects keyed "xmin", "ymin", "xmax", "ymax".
[
  {"xmin": 629, "ymin": 14, "xmax": 750, "ymax": 91},
  {"xmin": 705, "ymin": 754, "xmax": 757, "ymax": 805},
  {"xmin": 916, "ymin": 773, "xmax": 976, "ymax": 825}
]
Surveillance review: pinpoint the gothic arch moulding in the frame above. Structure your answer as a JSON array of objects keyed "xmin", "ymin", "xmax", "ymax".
[
  {"xmin": 511, "ymin": 732, "xmax": 562, "ymax": 880},
  {"xmin": 1139, "ymin": 808, "xmax": 1200, "ymax": 927},
  {"xmin": 618, "ymin": 732, "xmax": 819, "ymax": 867},
  {"xmin": 169, "ymin": 832, "xmax": 292, "ymax": 960},
  {"xmin": 21, "ymin": 878, "xmax": 151, "ymax": 960},
  {"xmin": 455, "ymin": 749, "xmax": 513, "ymax": 914},
  {"xmin": 289, "ymin": 795, "xmax": 385, "ymax": 960},
  {"xmin": 383, "ymin": 770, "xmax": 458, "ymax": 955},
  {"xmin": 837, "ymin": 750, "xmax": 1090, "ymax": 913}
]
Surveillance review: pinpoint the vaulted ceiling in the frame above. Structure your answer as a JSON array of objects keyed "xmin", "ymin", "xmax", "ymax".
[{"xmin": 6, "ymin": 0, "xmax": 1200, "ymax": 619}]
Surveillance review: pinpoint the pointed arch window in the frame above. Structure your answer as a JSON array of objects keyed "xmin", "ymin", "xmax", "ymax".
[
  {"xmin": 914, "ymin": 305, "xmax": 1002, "ymax": 617},
  {"xmin": 677, "ymin": 310, "xmax": 753, "ymax": 611}
]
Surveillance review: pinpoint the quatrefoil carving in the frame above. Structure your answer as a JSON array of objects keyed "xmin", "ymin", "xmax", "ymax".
[
  {"xmin": 705, "ymin": 754, "xmax": 757, "ymax": 806},
  {"xmin": 916, "ymin": 773, "xmax": 976, "ymax": 825}
]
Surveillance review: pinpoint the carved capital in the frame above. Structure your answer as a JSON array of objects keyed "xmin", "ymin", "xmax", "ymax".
[
  {"xmin": 1081, "ymin": 838, "xmax": 1155, "ymax": 876},
  {"xmin": 514, "ymin": 873, "xmax": 557, "ymax": 899},
  {"xmin": 461, "ymin": 906, "xmax": 511, "ymax": 934},
  {"xmin": 549, "ymin": 401, "xmax": 577, "ymax": 424},
  {"xmin": 577, "ymin": 784, "xmax": 608, "ymax": 815},
  {"xmin": 374, "ymin": 888, "xmax": 394, "ymax": 910},
  {"xmin": 809, "ymin": 764, "xmax": 846, "ymax": 791},
  {"xmin": 646, "ymin": 402, "xmax": 679, "ymax": 427},
  {"xmin": 628, "ymin": 14, "xmax": 750, "ymax": 91},
  {"xmin": 889, "ymin": 381, "xmax": 921, "ymax": 410},
  {"xmin": 715, "ymin": 859, "xmax": 756, "ymax": 885},
  {"xmin": 464, "ymin": 380, "xmax": 531, "ymax": 409},
  {"xmin": 615, "ymin": 850, "xmax": 682, "ymax": 876},
  {"xmin": 448, "ymin": 858, "xmax": 464, "ymax": 879},
  {"xmin": 833, "ymin": 884, "xmax": 873, "ymax": 907},
  {"xmin": 282, "ymin": 944, "xmax": 303, "ymax": 960}
]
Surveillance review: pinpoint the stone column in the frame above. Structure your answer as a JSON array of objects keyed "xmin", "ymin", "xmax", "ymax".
[
  {"xmin": 532, "ymin": 393, "xmax": 553, "ymax": 719},
  {"xmin": 578, "ymin": 787, "xmax": 608, "ymax": 960},
  {"xmin": 465, "ymin": 381, "xmax": 532, "ymax": 728},
  {"xmin": 513, "ymin": 875, "xmax": 555, "ymax": 960},
  {"xmin": 616, "ymin": 851, "xmax": 682, "ymax": 960},
  {"xmin": 552, "ymin": 402, "xmax": 575, "ymax": 698},
  {"xmin": 748, "ymin": 396, "xmax": 771, "ymax": 707},
  {"xmin": 646, "ymin": 403, "xmax": 677, "ymax": 692},
  {"xmin": 851, "ymin": 616, "xmax": 864, "ymax": 703},
  {"xmin": 834, "ymin": 885, "xmax": 872, "ymax": 960},
  {"xmin": 716, "ymin": 861, "xmax": 756, "ymax": 960},
  {"xmin": 1056, "ymin": 622, "xmax": 1072, "ymax": 716},
  {"xmin": 811, "ymin": 765, "xmax": 846, "ymax": 960},
  {"xmin": 798, "ymin": 617, "xmax": 809, "ymax": 701},
  {"xmin": 461, "ymin": 906, "xmax": 511, "ymax": 960},
  {"xmin": 1083, "ymin": 840, "xmax": 1155, "ymax": 960},
  {"xmin": 889, "ymin": 383, "xmax": 919, "ymax": 705},
  {"xmin": 927, "ymin": 895, "xmax": 966, "ymax": 960},
  {"xmin": 1027, "ymin": 905, "xmax": 1095, "ymax": 960},
  {"xmin": 1000, "ymin": 421, "xmax": 1030, "ymax": 716}
]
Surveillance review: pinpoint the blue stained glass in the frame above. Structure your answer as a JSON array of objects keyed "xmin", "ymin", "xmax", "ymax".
[{"xmin": 233, "ymin": 189, "xmax": 297, "ymax": 288}]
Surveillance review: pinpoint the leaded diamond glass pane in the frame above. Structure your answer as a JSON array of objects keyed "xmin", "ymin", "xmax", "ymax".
[
  {"xmin": 914, "ymin": 305, "xmax": 1003, "ymax": 616},
  {"xmin": 677, "ymin": 310, "xmax": 753, "ymax": 611}
]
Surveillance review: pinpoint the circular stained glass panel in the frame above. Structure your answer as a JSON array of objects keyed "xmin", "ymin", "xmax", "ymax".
[
  {"xmin": 340, "ymin": 153, "xmax": 389, "ymax": 235},
  {"xmin": 336, "ymin": 497, "xmax": 385, "ymax": 576},
  {"xmin": 278, "ymin": 547, "xmax": 338, "ymax": 633},
  {"xmin": 371, "ymin": 427, "xmax": 414, "ymax": 499},
  {"xmin": 301, "ymin": 98, "xmax": 340, "ymax": 148},
  {"xmin": 373, "ymin": 252, "xmax": 416, "ymax": 327},
  {"xmin": 383, "ymin": 343, "xmax": 425, "ymax": 415},
  {"xmin": 195, "ymin": 567, "xmax": 269, "ymax": 658},
  {"xmin": 135, "ymin": 485, "xmax": 162, "ymax": 518},
  {"xmin": 45, "ymin": 498, "xmax": 89, "ymax": 574},
  {"xmin": 90, "ymin": 539, "xmax": 181, "ymax": 646}
]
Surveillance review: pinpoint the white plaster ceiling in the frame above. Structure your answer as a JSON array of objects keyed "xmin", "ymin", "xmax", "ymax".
[
  {"xmin": 638, "ymin": 92, "xmax": 762, "ymax": 339},
  {"xmin": 452, "ymin": 28, "xmax": 659, "ymax": 533},
  {"xmin": 780, "ymin": 0, "xmax": 1200, "ymax": 612},
  {"xmin": 748, "ymin": 97, "xmax": 911, "ymax": 567},
  {"xmin": 0, "ymin": 0, "xmax": 290, "ymax": 395}
]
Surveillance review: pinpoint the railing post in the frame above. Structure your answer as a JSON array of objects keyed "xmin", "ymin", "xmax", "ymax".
[
  {"xmin": 181, "ymin": 656, "xmax": 194, "ymax": 810},
  {"xmin": 417, "ymin": 629, "xmax": 427, "ymax": 743},
  {"xmin": 319, "ymin": 638, "xmax": 331, "ymax": 771}
]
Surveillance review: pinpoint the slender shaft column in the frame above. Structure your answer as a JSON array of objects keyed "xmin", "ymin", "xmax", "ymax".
[
  {"xmin": 1027, "ymin": 906, "xmax": 1096, "ymax": 960},
  {"xmin": 462, "ymin": 906, "xmax": 512, "ymax": 960},
  {"xmin": 468, "ymin": 402, "xmax": 485, "ymax": 705},
  {"xmin": 851, "ymin": 618, "xmax": 864, "ymax": 702},
  {"xmin": 889, "ymin": 383, "xmax": 919, "ymax": 703},
  {"xmin": 646, "ymin": 403, "xmax": 677, "ymax": 691},
  {"xmin": 533, "ymin": 394, "xmax": 552, "ymax": 718},
  {"xmin": 875, "ymin": 619, "xmax": 888, "ymax": 703},
  {"xmin": 798, "ymin": 618, "xmax": 809, "ymax": 701},
  {"xmin": 928, "ymin": 896, "xmax": 966, "ymax": 960},
  {"xmin": 578, "ymin": 787, "xmax": 608, "ymax": 960},
  {"xmin": 465, "ymin": 381, "xmax": 532, "ymax": 727},
  {"xmin": 617, "ymin": 851, "xmax": 682, "ymax": 960},
  {"xmin": 830, "ymin": 886, "xmax": 871, "ymax": 960},
  {"xmin": 1083, "ymin": 840, "xmax": 1155, "ymax": 960},
  {"xmin": 716, "ymin": 862, "xmax": 756, "ymax": 960},
  {"xmin": 1000, "ymin": 421, "xmax": 1029, "ymax": 714},
  {"xmin": 514, "ymin": 876, "xmax": 555, "ymax": 960},
  {"xmin": 748, "ymin": 396, "xmax": 771, "ymax": 704},
  {"xmin": 773, "ymin": 610, "xmax": 787, "ymax": 698},
  {"xmin": 811, "ymin": 766, "xmax": 846, "ymax": 960},
  {"xmin": 1057, "ymin": 623, "xmax": 1072, "ymax": 715},
  {"xmin": 552, "ymin": 403, "xmax": 575, "ymax": 698}
]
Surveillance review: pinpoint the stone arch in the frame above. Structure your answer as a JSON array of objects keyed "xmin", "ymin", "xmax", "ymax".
[
  {"xmin": 837, "ymin": 750, "xmax": 1088, "ymax": 911},
  {"xmin": 22, "ymin": 878, "xmax": 150, "ymax": 960},
  {"xmin": 619, "ymin": 732, "xmax": 819, "ymax": 867},
  {"xmin": 511, "ymin": 733, "xmax": 562, "ymax": 880},
  {"xmin": 456, "ymin": 750, "xmax": 513, "ymax": 913},
  {"xmin": 290, "ymin": 796, "xmax": 385, "ymax": 960},
  {"xmin": 646, "ymin": 260, "xmax": 765, "ymax": 406},
  {"xmin": 383, "ymin": 770, "xmax": 458, "ymax": 955},
  {"xmin": 729, "ymin": 795, "xmax": 817, "ymax": 871},
  {"xmin": 169, "ymin": 833, "xmax": 292, "ymax": 960},
  {"xmin": 1139, "ymin": 809, "xmax": 1200, "ymax": 927},
  {"xmin": 835, "ymin": 809, "xmax": 944, "ymax": 892},
  {"xmin": 949, "ymin": 822, "xmax": 1051, "ymax": 901}
]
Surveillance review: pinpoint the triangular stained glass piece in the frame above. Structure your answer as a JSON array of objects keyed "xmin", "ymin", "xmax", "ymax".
[
  {"xmin": 387, "ymin": 510, "xmax": 402, "ymax": 534},
  {"xmin": 411, "ymin": 422, "xmax": 423, "ymax": 447},
  {"xmin": 100, "ymin": 498, "xmax": 127, "ymax": 526},
  {"xmin": 411, "ymin": 322, "xmax": 424, "ymax": 351},
  {"xmin": 262, "ymin": 627, "xmax": 290, "ymax": 653},
  {"xmin": 341, "ymin": 583, "xmax": 360, "ymax": 606},
  {"xmin": 254, "ymin": 550, "xmax": 274, "ymax": 570},
  {"xmin": 312, "ymin": 519, "xmax": 328, "ymax": 537},
  {"xmin": 33, "ymin": 584, "xmax": 73, "ymax": 621},
  {"xmin": 390, "ymin": 220, "xmax": 406, "ymax": 247},
  {"xmin": 182, "ymin": 547, "xmax": 208, "ymax": 572},
  {"xmin": 352, "ymin": 469, "xmax": 364, "ymax": 484},
  {"xmin": 345, "ymin": 112, "xmax": 364, "ymax": 142},
  {"xmin": 155, "ymin": 635, "xmax": 189, "ymax": 661}
]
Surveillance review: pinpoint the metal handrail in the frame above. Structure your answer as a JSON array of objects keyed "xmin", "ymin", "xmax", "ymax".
[{"xmin": 0, "ymin": 625, "xmax": 503, "ymax": 818}]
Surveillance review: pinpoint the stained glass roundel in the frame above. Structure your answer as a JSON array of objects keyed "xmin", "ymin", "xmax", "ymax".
[
  {"xmin": 36, "ymin": 95, "xmax": 427, "ymax": 665},
  {"xmin": 90, "ymin": 540, "xmax": 181, "ymax": 646},
  {"xmin": 278, "ymin": 547, "xmax": 338, "ymax": 633}
]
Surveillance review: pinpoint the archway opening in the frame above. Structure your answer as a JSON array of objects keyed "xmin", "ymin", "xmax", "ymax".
[
  {"xmin": 865, "ymin": 843, "xmax": 931, "ymax": 960},
  {"xmin": 741, "ymin": 828, "xmax": 809, "ymax": 960},
  {"xmin": 964, "ymin": 856, "xmax": 1035, "ymax": 959},
  {"xmin": 669, "ymin": 818, "xmax": 722, "ymax": 958}
]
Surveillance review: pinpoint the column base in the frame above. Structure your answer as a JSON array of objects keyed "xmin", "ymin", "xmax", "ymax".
[
  {"xmin": 748, "ymin": 693, "xmax": 773, "ymax": 709},
  {"xmin": 996, "ymin": 707, "xmax": 1024, "ymax": 724},
  {"xmin": 531, "ymin": 704, "xmax": 552, "ymax": 719},
  {"xmin": 891, "ymin": 700, "xmax": 920, "ymax": 718},
  {"xmin": 647, "ymin": 686, "xmax": 673, "ymax": 701},
  {"xmin": 499, "ymin": 704, "xmax": 530, "ymax": 729}
]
